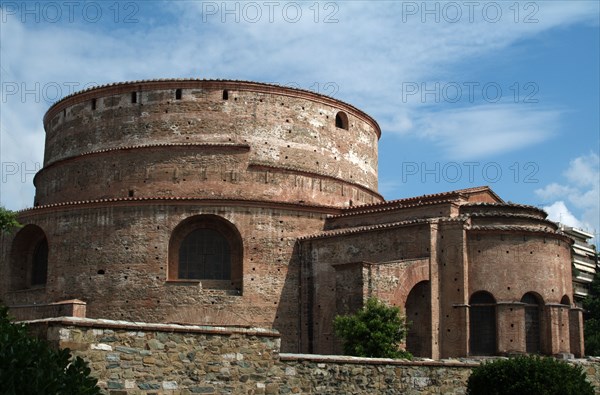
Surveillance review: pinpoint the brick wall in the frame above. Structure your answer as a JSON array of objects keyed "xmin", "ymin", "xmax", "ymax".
[
  {"xmin": 2, "ymin": 204, "xmax": 331, "ymax": 352},
  {"xmin": 39, "ymin": 81, "xmax": 382, "ymax": 208}
]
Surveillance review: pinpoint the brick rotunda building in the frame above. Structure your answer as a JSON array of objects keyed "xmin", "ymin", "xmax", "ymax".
[{"xmin": 0, "ymin": 79, "xmax": 584, "ymax": 358}]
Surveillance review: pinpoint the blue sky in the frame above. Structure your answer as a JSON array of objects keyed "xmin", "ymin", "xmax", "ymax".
[{"xmin": 1, "ymin": 1, "xmax": 599, "ymax": 243}]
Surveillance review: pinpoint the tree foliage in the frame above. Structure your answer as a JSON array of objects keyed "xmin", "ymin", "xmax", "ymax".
[
  {"xmin": 0, "ymin": 206, "xmax": 21, "ymax": 234},
  {"xmin": 584, "ymin": 264, "xmax": 600, "ymax": 356},
  {"xmin": 0, "ymin": 305, "xmax": 101, "ymax": 395},
  {"xmin": 333, "ymin": 297, "xmax": 412, "ymax": 359},
  {"xmin": 466, "ymin": 355, "xmax": 594, "ymax": 395}
]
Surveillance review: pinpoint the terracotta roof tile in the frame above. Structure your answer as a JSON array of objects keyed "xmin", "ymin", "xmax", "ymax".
[
  {"xmin": 328, "ymin": 199, "xmax": 456, "ymax": 219},
  {"xmin": 335, "ymin": 186, "xmax": 502, "ymax": 217},
  {"xmin": 300, "ymin": 218, "xmax": 436, "ymax": 240},
  {"xmin": 17, "ymin": 196, "xmax": 341, "ymax": 215}
]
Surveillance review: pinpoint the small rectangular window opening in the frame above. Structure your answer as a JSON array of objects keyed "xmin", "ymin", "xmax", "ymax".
[
  {"xmin": 128, "ymin": 190, "xmax": 134, "ymax": 197},
  {"xmin": 175, "ymin": 89, "xmax": 182, "ymax": 100},
  {"xmin": 91, "ymin": 98, "xmax": 97, "ymax": 110},
  {"xmin": 223, "ymin": 90, "xmax": 229, "ymax": 100},
  {"xmin": 131, "ymin": 92, "xmax": 137, "ymax": 103}
]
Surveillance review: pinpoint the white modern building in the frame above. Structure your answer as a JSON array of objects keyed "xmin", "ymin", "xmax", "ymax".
[{"xmin": 560, "ymin": 225, "xmax": 598, "ymax": 305}]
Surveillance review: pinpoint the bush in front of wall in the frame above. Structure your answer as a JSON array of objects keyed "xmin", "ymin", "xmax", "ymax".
[{"xmin": 466, "ymin": 355, "xmax": 594, "ymax": 395}]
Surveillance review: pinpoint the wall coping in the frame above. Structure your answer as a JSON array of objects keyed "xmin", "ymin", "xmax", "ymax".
[
  {"xmin": 280, "ymin": 353, "xmax": 600, "ymax": 368},
  {"xmin": 280, "ymin": 353, "xmax": 480, "ymax": 367},
  {"xmin": 11, "ymin": 299, "xmax": 87, "ymax": 308},
  {"xmin": 21, "ymin": 316, "xmax": 281, "ymax": 338}
]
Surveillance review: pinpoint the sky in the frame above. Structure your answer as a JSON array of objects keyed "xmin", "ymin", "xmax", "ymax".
[{"xmin": 0, "ymin": 1, "xmax": 599, "ymax": 244}]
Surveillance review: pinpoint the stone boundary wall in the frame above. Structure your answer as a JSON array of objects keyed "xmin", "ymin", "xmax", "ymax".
[{"xmin": 24, "ymin": 317, "xmax": 600, "ymax": 395}]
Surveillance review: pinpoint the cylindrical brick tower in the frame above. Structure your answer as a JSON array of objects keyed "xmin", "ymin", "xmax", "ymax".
[
  {"xmin": 0, "ymin": 80, "xmax": 382, "ymax": 352},
  {"xmin": 36, "ymin": 79, "xmax": 382, "ymax": 207}
]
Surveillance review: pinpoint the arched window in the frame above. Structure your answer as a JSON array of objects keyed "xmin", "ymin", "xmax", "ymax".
[
  {"xmin": 405, "ymin": 281, "xmax": 431, "ymax": 357},
  {"xmin": 335, "ymin": 111, "xmax": 348, "ymax": 130},
  {"xmin": 560, "ymin": 295, "xmax": 571, "ymax": 306},
  {"xmin": 169, "ymin": 215, "xmax": 243, "ymax": 292},
  {"xmin": 179, "ymin": 228, "xmax": 230, "ymax": 279},
  {"xmin": 31, "ymin": 239, "xmax": 48, "ymax": 286},
  {"xmin": 10, "ymin": 224, "xmax": 49, "ymax": 289},
  {"xmin": 521, "ymin": 292, "xmax": 543, "ymax": 354},
  {"xmin": 469, "ymin": 291, "xmax": 496, "ymax": 356}
]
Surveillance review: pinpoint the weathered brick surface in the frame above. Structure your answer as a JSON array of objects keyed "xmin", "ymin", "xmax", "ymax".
[
  {"xmin": 300, "ymin": 199, "xmax": 579, "ymax": 357},
  {"xmin": 3, "ymin": 203, "xmax": 329, "ymax": 352},
  {"xmin": 38, "ymin": 81, "xmax": 382, "ymax": 207},
  {"xmin": 1, "ymin": 80, "xmax": 383, "ymax": 353},
  {"xmin": 0, "ymin": 79, "xmax": 583, "ymax": 360}
]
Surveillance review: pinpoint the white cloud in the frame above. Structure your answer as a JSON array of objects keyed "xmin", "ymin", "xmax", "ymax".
[
  {"xmin": 534, "ymin": 182, "xmax": 578, "ymax": 201},
  {"xmin": 536, "ymin": 153, "xmax": 600, "ymax": 242},
  {"xmin": 0, "ymin": 1, "xmax": 597, "ymax": 209},
  {"xmin": 543, "ymin": 201, "xmax": 583, "ymax": 229},
  {"xmin": 390, "ymin": 104, "xmax": 561, "ymax": 160},
  {"xmin": 564, "ymin": 154, "xmax": 600, "ymax": 188}
]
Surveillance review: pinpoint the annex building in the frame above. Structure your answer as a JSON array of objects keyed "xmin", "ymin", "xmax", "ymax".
[{"xmin": 0, "ymin": 79, "xmax": 584, "ymax": 358}]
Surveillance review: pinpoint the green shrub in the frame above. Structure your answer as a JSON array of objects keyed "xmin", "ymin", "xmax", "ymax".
[
  {"xmin": 0, "ymin": 206, "xmax": 21, "ymax": 234},
  {"xmin": 333, "ymin": 297, "xmax": 412, "ymax": 359},
  {"xmin": 466, "ymin": 355, "xmax": 594, "ymax": 395},
  {"xmin": 584, "ymin": 269, "xmax": 600, "ymax": 356},
  {"xmin": 0, "ymin": 305, "xmax": 101, "ymax": 395}
]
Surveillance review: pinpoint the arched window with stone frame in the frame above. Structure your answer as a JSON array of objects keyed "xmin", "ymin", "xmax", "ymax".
[{"xmin": 168, "ymin": 215, "xmax": 243, "ymax": 293}]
